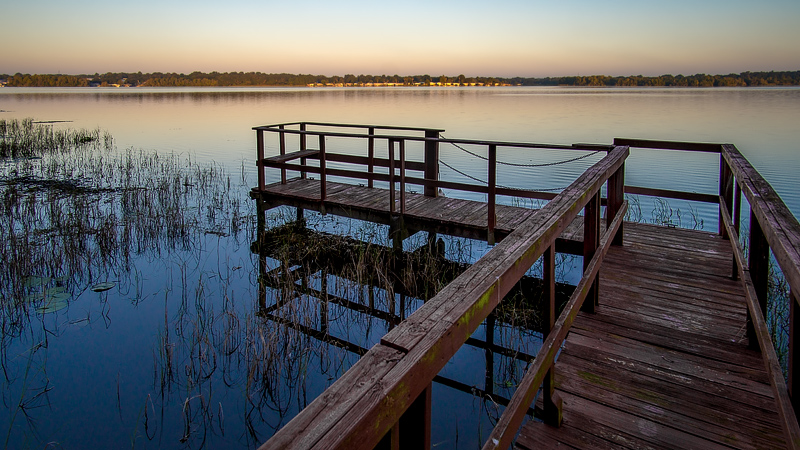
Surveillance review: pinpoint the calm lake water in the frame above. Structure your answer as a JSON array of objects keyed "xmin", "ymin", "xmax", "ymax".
[{"xmin": 1, "ymin": 86, "xmax": 798, "ymax": 449}]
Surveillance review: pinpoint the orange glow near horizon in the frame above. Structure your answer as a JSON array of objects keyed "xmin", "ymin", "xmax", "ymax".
[{"xmin": 1, "ymin": 1, "xmax": 799, "ymax": 77}]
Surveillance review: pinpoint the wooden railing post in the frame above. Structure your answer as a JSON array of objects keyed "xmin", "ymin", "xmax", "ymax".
[
  {"xmin": 488, "ymin": 144, "xmax": 497, "ymax": 245},
  {"xmin": 747, "ymin": 210, "xmax": 769, "ymax": 350},
  {"xmin": 388, "ymin": 139, "xmax": 396, "ymax": 213},
  {"xmin": 606, "ymin": 161, "xmax": 625, "ymax": 246},
  {"xmin": 399, "ymin": 139, "xmax": 406, "ymax": 215},
  {"xmin": 319, "ymin": 134, "xmax": 327, "ymax": 201},
  {"xmin": 399, "ymin": 384, "xmax": 432, "ymax": 449},
  {"xmin": 732, "ymin": 181, "xmax": 742, "ymax": 280},
  {"xmin": 279, "ymin": 125, "xmax": 287, "ymax": 184},
  {"xmin": 368, "ymin": 127, "xmax": 375, "ymax": 188},
  {"xmin": 300, "ymin": 123, "xmax": 308, "ymax": 180},
  {"xmin": 256, "ymin": 128, "xmax": 265, "ymax": 191},
  {"xmin": 537, "ymin": 244, "xmax": 563, "ymax": 426},
  {"xmin": 582, "ymin": 192, "xmax": 601, "ymax": 313},
  {"xmin": 424, "ymin": 130, "xmax": 439, "ymax": 197},
  {"xmin": 719, "ymin": 155, "xmax": 733, "ymax": 238},
  {"xmin": 790, "ymin": 289, "xmax": 799, "ymax": 414}
]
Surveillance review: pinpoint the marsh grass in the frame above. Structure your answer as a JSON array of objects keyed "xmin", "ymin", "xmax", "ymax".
[{"xmin": 0, "ymin": 118, "xmax": 575, "ymax": 449}]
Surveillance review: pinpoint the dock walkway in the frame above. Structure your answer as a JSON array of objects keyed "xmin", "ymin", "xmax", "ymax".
[
  {"xmin": 519, "ymin": 223, "xmax": 786, "ymax": 449},
  {"xmin": 251, "ymin": 123, "xmax": 800, "ymax": 450}
]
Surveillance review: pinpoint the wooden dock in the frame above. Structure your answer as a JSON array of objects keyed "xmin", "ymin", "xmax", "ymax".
[
  {"xmin": 256, "ymin": 178, "xmax": 588, "ymax": 253},
  {"xmin": 519, "ymin": 223, "xmax": 787, "ymax": 449},
  {"xmin": 249, "ymin": 123, "xmax": 800, "ymax": 450}
]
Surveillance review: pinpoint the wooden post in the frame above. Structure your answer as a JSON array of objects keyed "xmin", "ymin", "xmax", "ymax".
[
  {"xmin": 732, "ymin": 182, "xmax": 742, "ymax": 281},
  {"xmin": 321, "ymin": 271, "xmax": 329, "ymax": 334},
  {"xmin": 399, "ymin": 139, "xmax": 406, "ymax": 215},
  {"xmin": 257, "ymin": 199, "xmax": 267, "ymax": 311},
  {"xmin": 538, "ymin": 245, "xmax": 563, "ymax": 426},
  {"xmin": 582, "ymin": 192, "xmax": 600, "ymax": 313},
  {"xmin": 279, "ymin": 125, "xmax": 287, "ymax": 184},
  {"xmin": 485, "ymin": 314, "xmax": 495, "ymax": 396},
  {"xmin": 398, "ymin": 384, "xmax": 432, "ymax": 449},
  {"xmin": 606, "ymin": 162, "xmax": 625, "ymax": 246},
  {"xmin": 719, "ymin": 155, "xmax": 733, "ymax": 238},
  {"xmin": 424, "ymin": 130, "xmax": 439, "ymax": 198},
  {"xmin": 300, "ymin": 123, "xmax": 308, "ymax": 180},
  {"xmin": 747, "ymin": 210, "xmax": 769, "ymax": 350},
  {"xmin": 368, "ymin": 127, "xmax": 375, "ymax": 189},
  {"xmin": 319, "ymin": 134, "xmax": 327, "ymax": 201},
  {"xmin": 256, "ymin": 129, "xmax": 265, "ymax": 191},
  {"xmin": 790, "ymin": 289, "xmax": 799, "ymax": 410},
  {"xmin": 389, "ymin": 139, "xmax": 396, "ymax": 214},
  {"xmin": 487, "ymin": 144, "xmax": 497, "ymax": 246}
]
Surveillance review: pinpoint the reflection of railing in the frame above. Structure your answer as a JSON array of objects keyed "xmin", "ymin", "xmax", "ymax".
[
  {"xmin": 258, "ymin": 140, "xmax": 628, "ymax": 449},
  {"xmin": 255, "ymin": 258, "xmax": 539, "ymax": 416},
  {"xmin": 616, "ymin": 138, "xmax": 800, "ymax": 447},
  {"xmin": 253, "ymin": 122, "xmax": 610, "ymax": 242}
]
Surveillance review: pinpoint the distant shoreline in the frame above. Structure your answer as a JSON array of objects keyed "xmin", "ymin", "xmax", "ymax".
[{"xmin": 1, "ymin": 70, "xmax": 799, "ymax": 88}]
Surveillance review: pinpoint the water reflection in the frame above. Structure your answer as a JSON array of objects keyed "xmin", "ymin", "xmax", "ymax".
[{"xmin": 0, "ymin": 120, "xmax": 576, "ymax": 449}]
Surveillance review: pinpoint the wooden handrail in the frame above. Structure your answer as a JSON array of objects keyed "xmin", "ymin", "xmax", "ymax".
[
  {"xmin": 483, "ymin": 199, "xmax": 628, "ymax": 450},
  {"xmin": 257, "ymin": 123, "xmax": 611, "ymax": 152},
  {"xmin": 720, "ymin": 199, "xmax": 800, "ymax": 449},
  {"xmin": 721, "ymin": 144, "xmax": 800, "ymax": 297},
  {"xmin": 258, "ymin": 146, "xmax": 629, "ymax": 450},
  {"xmin": 613, "ymin": 137, "xmax": 722, "ymax": 153}
]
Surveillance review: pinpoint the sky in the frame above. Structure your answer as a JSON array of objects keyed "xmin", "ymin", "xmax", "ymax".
[{"xmin": 2, "ymin": 0, "xmax": 799, "ymax": 78}]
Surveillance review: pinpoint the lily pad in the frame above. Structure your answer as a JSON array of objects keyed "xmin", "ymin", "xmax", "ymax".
[
  {"xmin": 23, "ymin": 276, "xmax": 51, "ymax": 288},
  {"xmin": 37, "ymin": 301, "xmax": 68, "ymax": 314},
  {"xmin": 91, "ymin": 282, "xmax": 116, "ymax": 292},
  {"xmin": 45, "ymin": 286, "xmax": 68, "ymax": 295},
  {"xmin": 44, "ymin": 292, "xmax": 71, "ymax": 302},
  {"xmin": 22, "ymin": 293, "xmax": 44, "ymax": 303}
]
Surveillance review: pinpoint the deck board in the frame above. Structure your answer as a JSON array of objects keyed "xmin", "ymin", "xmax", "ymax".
[
  {"xmin": 517, "ymin": 224, "xmax": 787, "ymax": 450},
  {"xmin": 254, "ymin": 178, "xmax": 788, "ymax": 449},
  {"xmin": 252, "ymin": 179, "xmax": 584, "ymax": 248}
]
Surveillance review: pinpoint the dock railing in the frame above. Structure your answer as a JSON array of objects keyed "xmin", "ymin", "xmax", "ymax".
[
  {"xmin": 254, "ymin": 129, "xmax": 800, "ymax": 448},
  {"xmin": 616, "ymin": 138, "xmax": 800, "ymax": 448},
  {"xmin": 257, "ymin": 137, "xmax": 629, "ymax": 449},
  {"xmin": 253, "ymin": 122, "xmax": 611, "ymax": 243}
]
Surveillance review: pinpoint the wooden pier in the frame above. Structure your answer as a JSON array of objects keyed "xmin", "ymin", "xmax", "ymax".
[{"xmin": 250, "ymin": 123, "xmax": 800, "ymax": 449}]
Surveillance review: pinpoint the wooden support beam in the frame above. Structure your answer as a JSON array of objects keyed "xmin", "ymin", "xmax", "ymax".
[
  {"xmin": 424, "ymin": 130, "xmax": 439, "ymax": 197},
  {"xmin": 368, "ymin": 127, "xmax": 375, "ymax": 188},
  {"xmin": 400, "ymin": 139, "xmax": 406, "ymax": 215},
  {"xmin": 279, "ymin": 124, "xmax": 287, "ymax": 184},
  {"xmin": 535, "ymin": 245, "xmax": 563, "ymax": 426},
  {"xmin": 488, "ymin": 144, "xmax": 497, "ymax": 245},
  {"xmin": 319, "ymin": 134, "xmax": 327, "ymax": 201},
  {"xmin": 748, "ymin": 210, "xmax": 769, "ymax": 350},
  {"xmin": 582, "ymin": 192, "xmax": 600, "ymax": 313},
  {"xmin": 257, "ymin": 129, "xmax": 265, "ymax": 191},
  {"xmin": 790, "ymin": 289, "xmax": 800, "ymax": 415},
  {"xmin": 300, "ymin": 123, "xmax": 308, "ymax": 179},
  {"xmin": 607, "ymin": 163, "xmax": 625, "ymax": 246},
  {"xmin": 398, "ymin": 383, "xmax": 432, "ymax": 449},
  {"xmin": 389, "ymin": 139, "xmax": 396, "ymax": 213},
  {"xmin": 719, "ymin": 155, "xmax": 733, "ymax": 237}
]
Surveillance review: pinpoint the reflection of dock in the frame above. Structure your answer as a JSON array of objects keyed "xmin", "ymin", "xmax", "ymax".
[
  {"xmin": 251, "ymin": 123, "xmax": 800, "ymax": 450},
  {"xmin": 252, "ymin": 221, "xmax": 552, "ymax": 416}
]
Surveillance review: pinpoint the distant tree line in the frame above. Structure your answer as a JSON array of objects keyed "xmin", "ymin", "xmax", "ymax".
[{"xmin": 3, "ymin": 70, "xmax": 799, "ymax": 88}]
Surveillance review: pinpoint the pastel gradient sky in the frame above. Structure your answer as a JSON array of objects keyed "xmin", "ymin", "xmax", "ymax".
[{"xmin": 2, "ymin": 0, "xmax": 799, "ymax": 77}]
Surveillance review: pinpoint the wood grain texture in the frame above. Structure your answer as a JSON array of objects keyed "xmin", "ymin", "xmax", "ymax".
[{"xmin": 517, "ymin": 223, "xmax": 791, "ymax": 450}]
